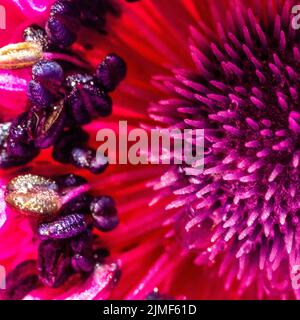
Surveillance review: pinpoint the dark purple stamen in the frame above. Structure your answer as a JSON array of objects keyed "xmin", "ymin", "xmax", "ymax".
[
  {"xmin": 60, "ymin": 193, "xmax": 93, "ymax": 215},
  {"xmin": 55, "ymin": 173, "xmax": 87, "ymax": 188},
  {"xmin": 38, "ymin": 239, "xmax": 72, "ymax": 287},
  {"xmin": 70, "ymin": 231, "xmax": 95, "ymax": 273},
  {"xmin": 52, "ymin": 127, "xmax": 89, "ymax": 163},
  {"xmin": 70, "ymin": 230, "xmax": 93, "ymax": 254},
  {"xmin": 96, "ymin": 53, "xmax": 127, "ymax": 92},
  {"xmin": 38, "ymin": 213, "xmax": 89, "ymax": 240},
  {"xmin": 0, "ymin": 122, "xmax": 37, "ymax": 168},
  {"xmin": 51, "ymin": 0, "xmax": 80, "ymax": 17},
  {"xmin": 27, "ymin": 80, "xmax": 54, "ymax": 106},
  {"xmin": 6, "ymin": 113, "xmax": 39, "ymax": 158},
  {"xmin": 67, "ymin": 80, "xmax": 112, "ymax": 125},
  {"xmin": 32, "ymin": 60, "xmax": 64, "ymax": 85},
  {"xmin": 28, "ymin": 102, "xmax": 66, "ymax": 149},
  {"xmin": 90, "ymin": 196, "xmax": 119, "ymax": 232},
  {"xmin": 46, "ymin": 16, "xmax": 78, "ymax": 48},
  {"xmin": 46, "ymin": 0, "xmax": 80, "ymax": 48}
]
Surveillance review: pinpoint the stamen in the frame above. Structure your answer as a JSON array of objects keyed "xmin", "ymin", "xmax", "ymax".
[
  {"xmin": 5, "ymin": 174, "xmax": 61, "ymax": 219},
  {"xmin": 0, "ymin": 42, "xmax": 43, "ymax": 69}
]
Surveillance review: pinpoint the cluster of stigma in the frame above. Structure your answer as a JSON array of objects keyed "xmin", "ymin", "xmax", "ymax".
[
  {"xmin": 0, "ymin": 0, "xmax": 128, "ymax": 300},
  {"xmin": 150, "ymin": 1, "xmax": 300, "ymax": 297},
  {"xmin": 3, "ymin": 173, "xmax": 120, "ymax": 299}
]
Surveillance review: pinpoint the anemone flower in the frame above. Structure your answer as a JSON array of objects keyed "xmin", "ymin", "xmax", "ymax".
[{"xmin": 0, "ymin": 0, "xmax": 300, "ymax": 301}]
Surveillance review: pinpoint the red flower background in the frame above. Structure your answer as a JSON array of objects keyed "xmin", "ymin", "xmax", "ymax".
[{"xmin": 0, "ymin": 0, "xmax": 300, "ymax": 300}]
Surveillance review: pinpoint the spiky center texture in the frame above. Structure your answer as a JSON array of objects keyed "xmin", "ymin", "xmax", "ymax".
[{"xmin": 152, "ymin": 1, "xmax": 300, "ymax": 296}]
